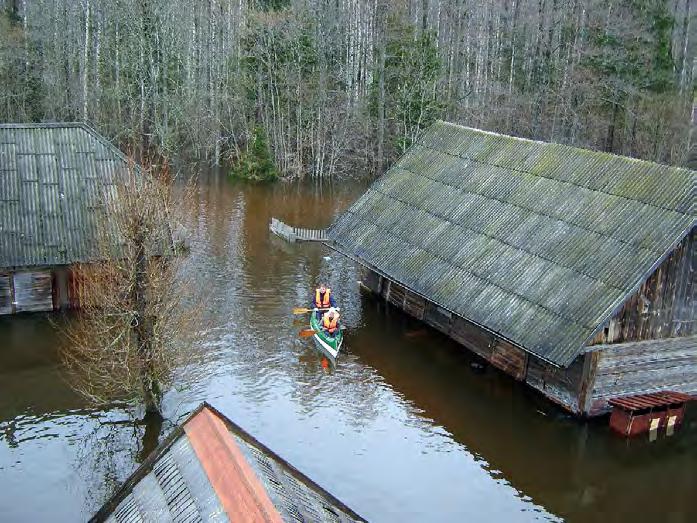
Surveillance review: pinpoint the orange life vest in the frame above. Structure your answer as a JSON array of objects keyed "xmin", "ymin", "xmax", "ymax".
[
  {"xmin": 315, "ymin": 288, "xmax": 331, "ymax": 308},
  {"xmin": 323, "ymin": 314, "xmax": 339, "ymax": 334}
]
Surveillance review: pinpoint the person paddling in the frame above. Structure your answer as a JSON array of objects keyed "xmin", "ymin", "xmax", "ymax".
[
  {"xmin": 322, "ymin": 307, "xmax": 340, "ymax": 337},
  {"xmin": 313, "ymin": 283, "xmax": 336, "ymax": 319}
]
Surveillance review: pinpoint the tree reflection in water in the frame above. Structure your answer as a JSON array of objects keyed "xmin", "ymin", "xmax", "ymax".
[{"xmin": 75, "ymin": 409, "xmax": 170, "ymax": 515}]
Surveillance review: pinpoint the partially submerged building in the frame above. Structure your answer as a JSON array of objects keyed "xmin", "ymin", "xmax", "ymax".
[
  {"xmin": 92, "ymin": 403, "xmax": 364, "ymax": 522},
  {"xmin": 328, "ymin": 121, "xmax": 696, "ymax": 416},
  {"xmin": 0, "ymin": 123, "xmax": 151, "ymax": 314}
]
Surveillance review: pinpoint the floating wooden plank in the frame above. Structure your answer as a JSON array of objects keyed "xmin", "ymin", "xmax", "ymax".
[{"xmin": 269, "ymin": 218, "xmax": 327, "ymax": 243}]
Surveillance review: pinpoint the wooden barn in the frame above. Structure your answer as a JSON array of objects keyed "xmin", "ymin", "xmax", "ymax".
[
  {"xmin": 0, "ymin": 122, "xmax": 148, "ymax": 315},
  {"xmin": 92, "ymin": 403, "xmax": 364, "ymax": 522},
  {"xmin": 328, "ymin": 121, "xmax": 696, "ymax": 417}
]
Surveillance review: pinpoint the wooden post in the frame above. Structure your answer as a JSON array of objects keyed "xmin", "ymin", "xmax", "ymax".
[{"xmin": 9, "ymin": 272, "xmax": 16, "ymax": 315}]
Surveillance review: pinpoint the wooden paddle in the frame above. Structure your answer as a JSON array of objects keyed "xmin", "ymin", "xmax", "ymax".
[{"xmin": 292, "ymin": 306, "xmax": 340, "ymax": 315}]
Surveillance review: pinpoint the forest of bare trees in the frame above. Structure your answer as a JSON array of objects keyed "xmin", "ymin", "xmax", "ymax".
[{"xmin": 1, "ymin": 0, "xmax": 695, "ymax": 178}]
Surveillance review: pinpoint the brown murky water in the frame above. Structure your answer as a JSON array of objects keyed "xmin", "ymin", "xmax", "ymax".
[{"xmin": 0, "ymin": 171, "xmax": 695, "ymax": 522}]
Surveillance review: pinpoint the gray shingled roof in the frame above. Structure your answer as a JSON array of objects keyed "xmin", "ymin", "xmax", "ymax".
[
  {"xmin": 328, "ymin": 121, "xmax": 697, "ymax": 366},
  {"xmin": 92, "ymin": 403, "xmax": 364, "ymax": 523},
  {"xmin": 0, "ymin": 123, "xmax": 136, "ymax": 269}
]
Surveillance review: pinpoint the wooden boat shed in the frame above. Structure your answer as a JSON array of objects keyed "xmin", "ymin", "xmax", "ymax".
[
  {"xmin": 92, "ymin": 403, "xmax": 365, "ymax": 522},
  {"xmin": 328, "ymin": 121, "xmax": 696, "ymax": 417},
  {"xmin": 0, "ymin": 123, "xmax": 145, "ymax": 314}
]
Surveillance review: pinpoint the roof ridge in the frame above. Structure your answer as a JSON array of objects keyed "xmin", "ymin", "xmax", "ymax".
[
  {"xmin": 438, "ymin": 120, "xmax": 697, "ymax": 180},
  {"xmin": 0, "ymin": 122, "xmax": 86, "ymax": 129},
  {"xmin": 423, "ymin": 137, "xmax": 695, "ymax": 218}
]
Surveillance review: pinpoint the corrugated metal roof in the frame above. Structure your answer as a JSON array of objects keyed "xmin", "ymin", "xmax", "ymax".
[
  {"xmin": 608, "ymin": 391, "xmax": 694, "ymax": 411},
  {"xmin": 328, "ymin": 121, "xmax": 697, "ymax": 367},
  {"xmin": 0, "ymin": 123, "xmax": 137, "ymax": 269},
  {"xmin": 92, "ymin": 403, "xmax": 365, "ymax": 523}
]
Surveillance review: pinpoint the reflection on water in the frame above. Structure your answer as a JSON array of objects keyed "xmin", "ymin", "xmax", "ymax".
[{"xmin": 0, "ymin": 171, "xmax": 695, "ymax": 522}]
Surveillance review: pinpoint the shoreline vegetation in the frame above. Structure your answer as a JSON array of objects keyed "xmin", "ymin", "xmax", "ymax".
[{"xmin": 0, "ymin": 1, "xmax": 694, "ymax": 180}]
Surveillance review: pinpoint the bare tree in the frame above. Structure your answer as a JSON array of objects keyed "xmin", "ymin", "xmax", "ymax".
[
  {"xmin": 1, "ymin": 0, "xmax": 695, "ymax": 173},
  {"xmin": 60, "ymin": 162, "xmax": 200, "ymax": 417}
]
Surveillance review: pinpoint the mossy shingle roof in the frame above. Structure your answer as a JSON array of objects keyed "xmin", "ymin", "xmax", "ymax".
[
  {"xmin": 328, "ymin": 121, "xmax": 697, "ymax": 366},
  {"xmin": 0, "ymin": 123, "xmax": 137, "ymax": 269}
]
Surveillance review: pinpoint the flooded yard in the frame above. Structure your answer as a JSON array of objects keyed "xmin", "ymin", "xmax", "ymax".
[{"xmin": 0, "ymin": 172, "xmax": 695, "ymax": 522}]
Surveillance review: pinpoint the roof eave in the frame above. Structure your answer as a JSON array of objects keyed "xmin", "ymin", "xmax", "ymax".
[{"xmin": 324, "ymin": 239, "xmax": 566, "ymax": 368}]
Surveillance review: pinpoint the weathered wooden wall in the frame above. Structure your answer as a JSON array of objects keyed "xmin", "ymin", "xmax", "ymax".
[
  {"xmin": 0, "ymin": 266, "xmax": 78, "ymax": 315},
  {"xmin": 584, "ymin": 336, "xmax": 697, "ymax": 415},
  {"xmin": 13, "ymin": 270, "xmax": 52, "ymax": 313},
  {"xmin": 0, "ymin": 274, "xmax": 13, "ymax": 314},
  {"xmin": 591, "ymin": 228, "xmax": 696, "ymax": 345},
  {"xmin": 526, "ymin": 355, "xmax": 587, "ymax": 413},
  {"xmin": 360, "ymin": 266, "xmax": 589, "ymax": 415}
]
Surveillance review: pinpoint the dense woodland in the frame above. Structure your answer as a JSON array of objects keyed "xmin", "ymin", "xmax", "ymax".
[{"xmin": 0, "ymin": 0, "xmax": 695, "ymax": 179}]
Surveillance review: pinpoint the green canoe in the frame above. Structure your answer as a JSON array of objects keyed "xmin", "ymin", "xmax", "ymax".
[{"xmin": 309, "ymin": 312, "xmax": 343, "ymax": 364}]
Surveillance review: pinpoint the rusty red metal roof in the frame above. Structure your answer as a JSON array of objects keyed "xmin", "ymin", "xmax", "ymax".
[
  {"xmin": 184, "ymin": 407, "xmax": 284, "ymax": 523},
  {"xmin": 92, "ymin": 403, "xmax": 365, "ymax": 522},
  {"xmin": 608, "ymin": 391, "xmax": 694, "ymax": 412}
]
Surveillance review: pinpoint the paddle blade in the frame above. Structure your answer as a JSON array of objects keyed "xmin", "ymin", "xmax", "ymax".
[
  {"xmin": 298, "ymin": 329, "xmax": 316, "ymax": 337},
  {"xmin": 293, "ymin": 307, "xmax": 313, "ymax": 315}
]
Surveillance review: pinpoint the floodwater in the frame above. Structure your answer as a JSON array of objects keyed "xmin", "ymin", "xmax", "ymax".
[{"xmin": 1, "ymin": 171, "xmax": 695, "ymax": 522}]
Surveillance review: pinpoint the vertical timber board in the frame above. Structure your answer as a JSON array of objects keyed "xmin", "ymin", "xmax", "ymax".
[
  {"xmin": 588, "ymin": 228, "xmax": 697, "ymax": 346},
  {"xmin": 68, "ymin": 266, "xmax": 85, "ymax": 309},
  {"xmin": 387, "ymin": 281, "xmax": 406, "ymax": 307},
  {"xmin": 490, "ymin": 340, "xmax": 528, "ymax": 381},
  {"xmin": 53, "ymin": 266, "xmax": 70, "ymax": 309},
  {"xmin": 380, "ymin": 279, "xmax": 391, "ymax": 300},
  {"xmin": 360, "ymin": 267, "xmax": 382, "ymax": 294},
  {"xmin": 423, "ymin": 302, "xmax": 452, "ymax": 334},
  {"xmin": 13, "ymin": 270, "xmax": 53, "ymax": 312},
  {"xmin": 0, "ymin": 274, "xmax": 12, "ymax": 314},
  {"xmin": 525, "ymin": 355, "xmax": 585, "ymax": 414},
  {"xmin": 450, "ymin": 315, "xmax": 495, "ymax": 360},
  {"xmin": 403, "ymin": 289, "xmax": 425, "ymax": 319},
  {"xmin": 10, "ymin": 273, "xmax": 16, "ymax": 314},
  {"xmin": 578, "ymin": 351, "xmax": 600, "ymax": 415}
]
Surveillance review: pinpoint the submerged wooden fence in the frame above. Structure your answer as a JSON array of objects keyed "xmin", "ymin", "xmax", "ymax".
[{"xmin": 269, "ymin": 218, "xmax": 327, "ymax": 242}]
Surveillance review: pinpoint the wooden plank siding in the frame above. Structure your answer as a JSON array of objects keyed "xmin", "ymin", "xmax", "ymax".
[
  {"xmin": 491, "ymin": 340, "xmax": 528, "ymax": 381},
  {"xmin": 585, "ymin": 337, "xmax": 697, "ymax": 416},
  {"xmin": 360, "ymin": 267, "xmax": 580, "ymax": 410},
  {"xmin": 13, "ymin": 270, "xmax": 52, "ymax": 313},
  {"xmin": 360, "ymin": 262, "xmax": 697, "ymax": 417},
  {"xmin": 590, "ymin": 228, "xmax": 696, "ymax": 345},
  {"xmin": 0, "ymin": 274, "xmax": 12, "ymax": 314},
  {"xmin": 0, "ymin": 266, "xmax": 80, "ymax": 315},
  {"xmin": 525, "ymin": 356, "xmax": 586, "ymax": 413}
]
